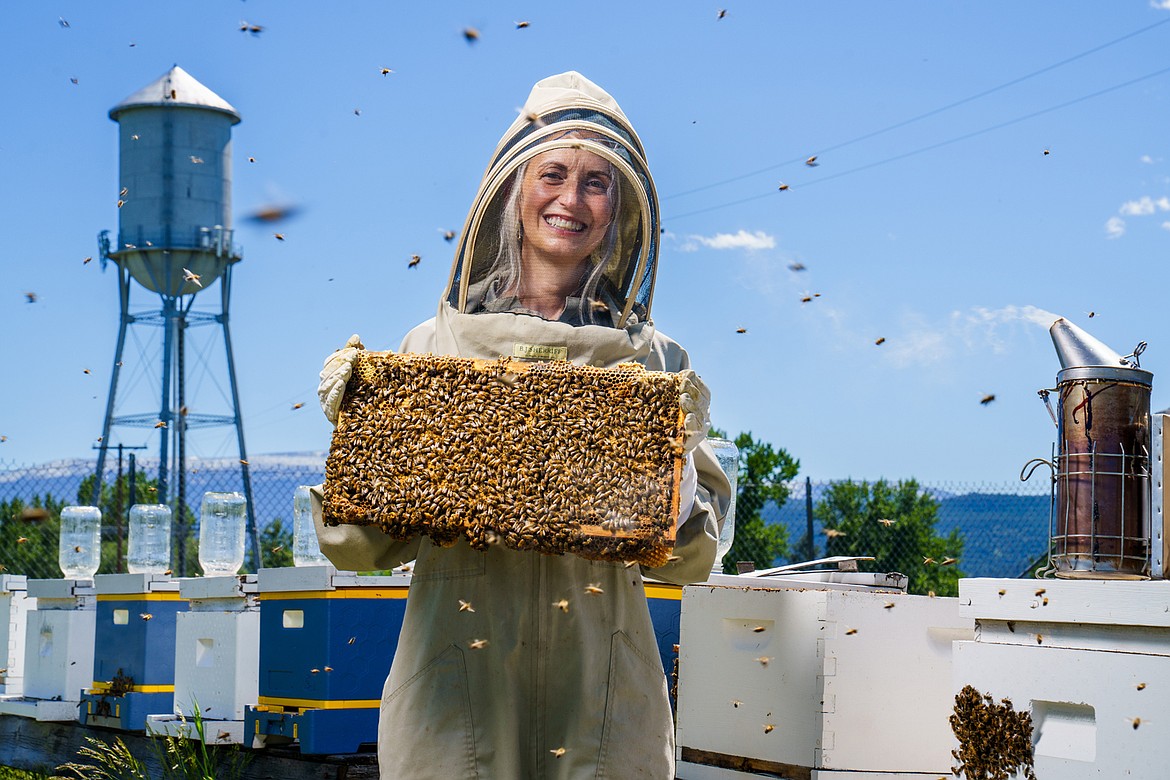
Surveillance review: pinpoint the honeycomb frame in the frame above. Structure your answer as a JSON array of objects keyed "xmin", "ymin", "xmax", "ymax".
[{"xmin": 322, "ymin": 352, "xmax": 685, "ymax": 567}]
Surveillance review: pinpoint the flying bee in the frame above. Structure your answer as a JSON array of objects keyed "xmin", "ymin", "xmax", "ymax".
[
  {"xmin": 74, "ymin": 546, "xmax": 82, "ymax": 553},
  {"xmin": 270, "ymin": 545, "xmax": 283, "ymax": 553},
  {"xmin": 182, "ymin": 268, "xmax": 202, "ymax": 287},
  {"xmin": 875, "ymin": 337, "xmax": 886, "ymax": 346},
  {"xmin": 763, "ymin": 724, "xmax": 774, "ymax": 734},
  {"xmin": 216, "ymin": 731, "xmax": 231, "ymax": 741},
  {"xmin": 923, "ymin": 556, "xmax": 936, "ymax": 565},
  {"xmin": 292, "ymin": 402, "xmax": 304, "ymax": 410},
  {"xmin": 1035, "ymin": 588, "xmax": 1046, "ymax": 596},
  {"xmin": 409, "ymin": 254, "xmax": 421, "ymax": 268},
  {"xmin": 877, "ymin": 518, "xmax": 895, "ymax": 526},
  {"xmin": 310, "ymin": 668, "xmax": 320, "ymax": 674},
  {"xmin": 801, "ymin": 295, "xmax": 813, "ymax": 303},
  {"xmin": 754, "ymin": 656, "xmax": 771, "ymax": 666},
  {"xmin": 348, "ymin": 637, "xmax": 356, "ymax": 645},
  {"xmin": 274, "ymin": 233, "xmax": 285, "ymax": 241},
  {"xmin": 788, "ymin": 262, "xmax": 806, "ymax": 271},
  {"xmin": 549, "ymin": 747, "xmax": 565, "ymax": 758},
  {"xmin": 324, "ymin": 666, "xmax": 333, "ymax": 672},
  {"xmin": 751, "ymin": 625, "xmax": 766, "ymax": 633},
  {"xmin": 189, "ymin": 155, "xmax": 204, "ymax": 164},
  {"xmin": 553, "ymin": 599, "xmax": 570, "ymax": 613},
  {"xmin": 468, "ymin": 638, "xmax": 489, "ymax": 650},
  {"xmin": 458, "ymin": 600, "xmax": 475, "ymax": 613},
  {"xmin": 777, "ymin": 183, "xmax": 789, "ymax": 191},
  {"xmin": 248, "ymin": 156, "xmax": 256, "ymax": 163},
  {"xmin": 25, "ymin": 292, "xmax": 37, "ymax": 303},
  {"xmin": 980, "ymin": 394, "xmax": 996, "ymax": 405},
  {"xmin": 380, "ymin": 68, "xmax": 394, "ymax": 76},
  {"xmin": 1137, "ymin": 682, "xmax": 1147, "ymax": 691},
  {"xmin": 998, "ymin": 589, "xmax": 1006, "ymax": 596},
  {"xmin": 666, "ymin": 555, "xmax": 682, "ymax": 563},
  {"xmin": 120, "ymin": 187, "xmax": 128, "ymax": 197},
  {"xmin": 239, "ymin": 459, "xmax": 249, "ymax": 466},
  {"xmin": 884, "ymin": 602, "xmax": 896, "ymax": 609},
  {"xmin": 845, "ymin": 627, "xmax": 859, "ymax": 635},
  {"xmin": 717, "ymin": 9, "xmax": 727, "ymax": 18},
  {"xmin": 516, "ymin": 20, "xmax": 531, "ymax": 29},
  {"xmin": 442, "ymin": 230, "xmax": 456, "ymax": 241},
  {"xmin": 463, "ymin": 27, "xmax": 480, "ymax": 43},
  {"xmin": 154, "ymin": 421, "xmax": 167, "ymax": 429},
  {"xmin": 83, "ymin": 257, "xmax": 92, "ymax": 264},
  {"xmin": 1036, "ymin": 634, "xmax": 1044, "ymax": 645},
  {"xmin": 1129, "ymin": 716, "xmax": 1143, "ymax": 730},
  {"xmin": 736, "ymin": 327, "xmax": 747, "ymax": 334},
  {"xmin": 941, "ymin": 557, "xmax": 957, "ymax": 566},
  {"xmin": 823, "ymin": 528, "xmax": 846, "ymax": 538},
  {"xmin": 83, "ymin": 368, "xmax": 91, "ymax": 375},
  {"xmin": 16, "ymin": 537, "xmax": 30, "ymax": 545},
  {"xmin": 584, "ymin": 583, "xmax": 604, "ymax": 595},
  {"xmin": 140, "ymin": 613, "xmax": 153, "ymax": 621},
  {"xmin": 805, "ymin": 156, "xmax": 819, "ymax": 166}
]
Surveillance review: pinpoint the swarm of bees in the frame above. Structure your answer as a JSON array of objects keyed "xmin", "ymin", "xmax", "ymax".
[
  {"xmin": 322, "ymin": 353, "xmax": 685, "ymax": 567},
  {"xmin": 949, "ymin": 685, "xmax": 1037, "ymax": 780}
]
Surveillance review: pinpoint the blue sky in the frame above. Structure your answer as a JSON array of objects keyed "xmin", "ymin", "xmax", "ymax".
[{"xmin": 2, "ymin": 1, "xmax": 1169, "ymax": 485}]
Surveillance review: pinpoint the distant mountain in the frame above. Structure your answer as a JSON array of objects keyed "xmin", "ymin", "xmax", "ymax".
[
  {"xmin": 762, "ymin": 487, "xmax": 1050, "ymax": 579},
  {"xmin": 0, "ymin": 457, "xmax": 1054, "ymax": 579},
  {"xmin": 0, "ymin": 453, "xmax": 327, "ymax": 529}
]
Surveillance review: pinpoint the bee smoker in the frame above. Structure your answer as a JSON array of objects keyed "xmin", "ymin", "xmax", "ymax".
[{"xmin": 1033, "ymin": 318, "xmax": 1152, "ymax": 578}]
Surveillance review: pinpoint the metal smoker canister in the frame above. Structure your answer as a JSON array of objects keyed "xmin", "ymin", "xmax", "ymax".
[{"xmin": 1048, "ymin": 318, "xmax": 1152, "ymax": 578}]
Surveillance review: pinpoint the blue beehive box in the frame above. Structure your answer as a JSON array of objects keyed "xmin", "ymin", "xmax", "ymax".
[
  {"xmin": 246, "ymin": 566, "xmax": 409, "ymax": 754},
  {"xmin": 79, "ymin": 573, "xmax": 185, "ymax": 731}
]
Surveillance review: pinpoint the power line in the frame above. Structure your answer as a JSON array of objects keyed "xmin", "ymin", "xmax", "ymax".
[
  {"xmin": 667, "ymin": 62, "xmax": 1170, "ymax": 222},
  {"xmin": 665, "ymin": 16, "xmax": 1170, "ymax": 202}
]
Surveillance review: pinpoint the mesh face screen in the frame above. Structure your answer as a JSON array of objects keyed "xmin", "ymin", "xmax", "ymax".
[{"xmin": 447, "ymin": 119, "xmax": 659, "ymax": 328}]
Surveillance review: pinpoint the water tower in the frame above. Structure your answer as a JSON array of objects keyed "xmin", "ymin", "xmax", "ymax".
[{"xmin": 93, "ymin": 66, "xmax": 259, "ymax": 572}]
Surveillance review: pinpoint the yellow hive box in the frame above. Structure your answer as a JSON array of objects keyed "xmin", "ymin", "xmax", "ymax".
[{"xmin": 323, "ymin": 353, "xmax": 685, "ymax": 567}]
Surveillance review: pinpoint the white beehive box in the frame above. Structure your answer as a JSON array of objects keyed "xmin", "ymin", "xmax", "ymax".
[
  {"xmin": 0, "ymin": 579, "xmax": 96, "ymax": 721},
  {"xmin": 147, "ymin": 574, "xmax": 260, "ymax": 744},
  {"xmin": 955, "ymin": 578, "xmax": 1170, "ymax": 779},
  {"xmin": 676, "ymin": 573, "xmax": 973, "ymax": 779},
  {"xmin": 0, "ymin": 575, "xmax": 35, "ymax": 696}
]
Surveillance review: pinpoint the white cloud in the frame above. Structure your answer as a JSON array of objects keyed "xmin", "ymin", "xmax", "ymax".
[
  {"xmin": 1119, "ymin": 196, "xmax": 1170, "ymax": 216},
  {"xmin": 685, "ymin": 229, "xmax": 776, "ymax": 252},
  {"xmin": 1105, "ymin": 216, "xmax": 1126, "ymax": 239},
  {"xmin": 1152, "ymin": 0, "xmax": 1170, "ymax": 9},
  {"xmin": 1141, "ymin": 155, "xmax": 1156, "ymax": 164},
  {"xmin": 1120, "ymin": 197, "xmax": 1156, "ymax": 216},
  {"xmin": 1163, "ymin": 221, "xmax": 1170, "ymax": 232}
]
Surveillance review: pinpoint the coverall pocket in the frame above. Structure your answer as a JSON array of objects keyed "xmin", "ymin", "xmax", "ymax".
[
  {"xmin": 595, "ymin": 631, "xmax": 674, "ymax": 780},
  {"xmin": 409, "ymin": 539, "xmax": 488, "ymax": 583},
  {"xmin": 378, "ymin": 644, "xmax": 479, "ymax": 778}
]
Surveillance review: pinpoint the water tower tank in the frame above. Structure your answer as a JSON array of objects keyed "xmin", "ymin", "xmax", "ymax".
[{"xmin": 108, "ymin": 66, "xmax": 241, "ymax": 296}]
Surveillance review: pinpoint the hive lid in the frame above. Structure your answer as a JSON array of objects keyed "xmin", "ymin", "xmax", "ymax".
[{"xmin": 109, "ymin": 65, "xmax": 240, "ymax": 122}]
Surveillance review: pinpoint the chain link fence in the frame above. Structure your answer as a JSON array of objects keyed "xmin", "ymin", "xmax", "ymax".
[{"xmin": 0, "ymin": 457, "xmax": 1053, "ymax": 582}]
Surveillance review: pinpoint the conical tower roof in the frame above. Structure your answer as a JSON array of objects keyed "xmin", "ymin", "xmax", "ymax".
[{"xmin": 109, "ymin": 65, "xmax": 240, "ymax": 123}]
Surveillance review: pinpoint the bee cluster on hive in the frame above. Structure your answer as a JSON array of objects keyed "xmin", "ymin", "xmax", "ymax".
[
  {"xmin": 323, "ymin": 353, "xmax": 685, "ymax": 567},
  {"xmin": 949, "ymin": 684, "xmax": 1037, "ymax": 780}
]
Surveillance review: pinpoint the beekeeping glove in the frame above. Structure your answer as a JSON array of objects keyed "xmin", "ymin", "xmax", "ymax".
[
  {"xmin": 678, "ymin": 369, "xmax": 711, "ymax": 454},
  {"xmin": 676, "ymin": 452, "xmax": 697, "ymax": 529},
  {"xmin": 318, "ymin": 334, "xmax": 365, "ymax": 426}
]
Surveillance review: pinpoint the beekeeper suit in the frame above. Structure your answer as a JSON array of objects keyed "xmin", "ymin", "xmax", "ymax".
[{"xmin": 313, "ymin": 71, "xmax": 732, "ymax": 779}]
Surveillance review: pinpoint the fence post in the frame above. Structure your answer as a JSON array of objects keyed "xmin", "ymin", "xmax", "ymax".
[{"xmin": 804, "ymin": 476, "xmax": 814, "ymax": 560}]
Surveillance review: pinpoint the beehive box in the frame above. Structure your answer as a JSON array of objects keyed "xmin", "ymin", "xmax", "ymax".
[{"xmin": 323, "ymin": 353, "xmax": 685, "ymax": 566}]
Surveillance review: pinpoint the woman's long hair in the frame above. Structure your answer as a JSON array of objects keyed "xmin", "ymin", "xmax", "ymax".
[{"xmin": 489, "ymin": 157, "xmax": 621, "ymax": 324}]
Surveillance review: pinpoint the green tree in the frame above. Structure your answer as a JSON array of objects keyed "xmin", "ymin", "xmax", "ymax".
[
  {"xmin": 719, "ymin": 431, "xmax": 800, "ymax": 573},
  {"xmin": 813, "ymin": 478, "xmax": 964, "ymax": 596},
  {"xmin": 0, "ymin": 496, "xmax": 66, "ymax": 579},
  {"xmin": 259, "ymin": 517, "xmax": 294, "ymax": 569}
]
